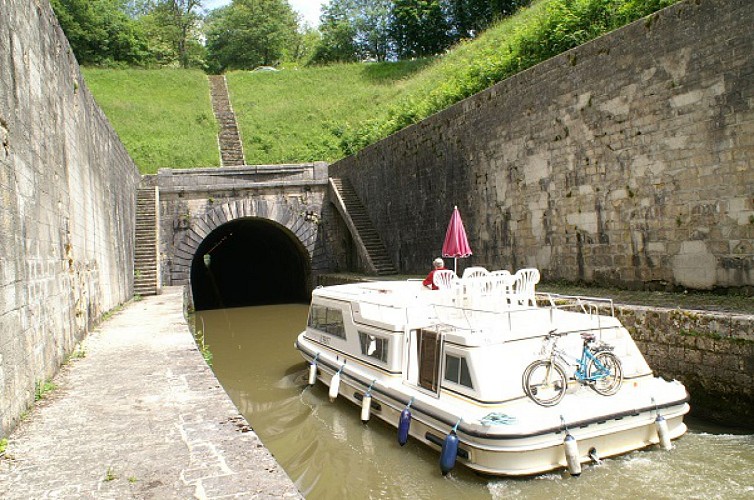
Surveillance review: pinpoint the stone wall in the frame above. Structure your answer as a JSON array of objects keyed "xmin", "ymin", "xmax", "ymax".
[
  {"xmin": 0, "ymin": 0, "xmax": 140, "ymax": 436},
  {"xmin": 330, "ymin": 0, "xmax": 754, "ymax": 292},
  {"xmin": 618, "ymin": 306, "xmax": 754, "ymax": 426},
  {"xmin": 144, "ymin": 164, "xmax": 330, "ymax": 289}
]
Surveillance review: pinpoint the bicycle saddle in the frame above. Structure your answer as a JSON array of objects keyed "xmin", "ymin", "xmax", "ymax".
[{"xmin": 580, "ymin": 333, "xmax": 596, "ymax": 342}]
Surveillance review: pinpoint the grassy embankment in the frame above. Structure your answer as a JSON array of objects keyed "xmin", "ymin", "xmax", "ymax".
[
  {"xmin": 84, "ymin": 0, "xmax": 680, "ymax": 172},
  {"xmin": 225, "ymin": 59, "xmax": 434, "ymax": 165},
  {"xmin": 340, "ymin": 0, "xmax": 681, "ymax": 153},
  {"xmin": 83, "ymin": 68, "xmax": 219, "ymax": 174}
]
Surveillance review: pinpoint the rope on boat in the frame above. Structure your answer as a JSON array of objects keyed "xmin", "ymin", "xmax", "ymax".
[{"xmin": 480, "ymin": 413, "xmax": 517, "ymax": 425}]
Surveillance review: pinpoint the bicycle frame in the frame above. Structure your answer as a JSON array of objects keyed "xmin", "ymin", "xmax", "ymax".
[{"xmin": 547, "ymin": 336, "xmax": 611, "ymax": 384}]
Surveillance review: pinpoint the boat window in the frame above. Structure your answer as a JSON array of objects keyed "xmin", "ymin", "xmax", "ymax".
[
  {"xmin": 444, "ymin": 354, "xmax": 473, "ymax": 389},
  {"xmin": 308, "ymin": 304, "xmax": 346, "ymax": 339},
  {"xmin": 358, "ymin": 331, "xmax": 388, "ymax": 363}
]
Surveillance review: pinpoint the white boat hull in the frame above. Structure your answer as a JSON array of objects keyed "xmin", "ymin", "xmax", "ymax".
[{"xmin": 297, "ymin": 335, "xmax": 689, "ymax": 477}]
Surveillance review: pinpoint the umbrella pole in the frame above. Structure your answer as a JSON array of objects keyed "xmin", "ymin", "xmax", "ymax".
[{"xmin": 454, "ymin": 258, "xmax": 458, "ymax": 275}]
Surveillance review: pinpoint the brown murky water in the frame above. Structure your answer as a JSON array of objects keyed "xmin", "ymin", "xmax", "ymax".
[{"xmin": 197, "ymin": 305, "xmax": 754, "ymax": 499}]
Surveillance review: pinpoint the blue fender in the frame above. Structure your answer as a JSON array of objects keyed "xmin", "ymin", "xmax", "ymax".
[
  {"xmin": 440, "ymin": 431, "xmax": 459, "ymax": 475},
  {"xmin": 397, "ymin": 408, "xmax": 411, "ymax": 446}
]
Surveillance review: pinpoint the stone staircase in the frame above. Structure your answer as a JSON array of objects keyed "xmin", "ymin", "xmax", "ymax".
[
  {"xmin": 134, "ymin": 187, "xmax": 159, "ymax": 296},
  {"xmin": 209, "ymin": 75, "xmax": 245, "ymax": 166},
  {"xmin": 330, "ymin": 178, "xmax": 397, "ymax": 276}
]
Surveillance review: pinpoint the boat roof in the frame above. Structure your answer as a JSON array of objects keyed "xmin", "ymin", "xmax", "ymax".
[{"xmin": 312, "ymin": 279, "xmax": 620, "ymax": 346}]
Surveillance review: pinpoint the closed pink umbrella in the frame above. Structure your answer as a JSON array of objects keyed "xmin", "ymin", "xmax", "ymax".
[{"xmin": 442, "ymin": 206, "xmax": 472, "ymax": 274}]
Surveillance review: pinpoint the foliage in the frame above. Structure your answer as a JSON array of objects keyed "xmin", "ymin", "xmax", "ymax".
[
  {"xmin": 194, "ymin": 328, "xmax": 213, "ymax": 366},
  {"xmin": 309, "ymin": 20, "xmax": 360, "ymax": 65},
  {"xmin": 227, "ymin": 59, "xmax": 435, "ymax": 164},
  {"xmin": 34, "ymin": 380, "xmax": 57, "ymax": 401},
  {"xmin": 205, "ymin": 0, "xmax": 299, "ymax": 73},
  {"xmin": 50, "ymin": 0, "xmax": 153, "ymax": 66},
  {"xmin": 105, "ymin": 466, "xmax": 117, "ymax": 481},
  {"xmin": 340, "ymin": 0, "xmax": 681, "ymax": 154},
  {"xmin": 310, "ymin": 0, "xmax": 393, "ymax": 64},
  {"xmin": 391, "ymin": 0, "xmax": 450, "ymax": 59},
  {"xmin": 83, "ymin": 68, "xmax": 219, "ymax": 173},
  {"xmin": 285, "ymin": 25, "xmax": 322, "ymax": 66},
  {"xmin": 0, "ymin": 438, "xmax": 7, "ymax": 456},
  {"xmin": 51, "ymin": 0, "xmax": 206, "ymax": 68},
  {"xmin": 446, "ymin": 0, "xmax": 531, "ymax": 40},
  {"xmin": 144, "ymin": 0, "xmax": 206, "ymax": 69}
]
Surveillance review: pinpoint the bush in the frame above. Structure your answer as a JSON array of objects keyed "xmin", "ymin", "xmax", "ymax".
[{"xmin": 340, "ymin": 0, "xmax": 680, "ymax": 154}]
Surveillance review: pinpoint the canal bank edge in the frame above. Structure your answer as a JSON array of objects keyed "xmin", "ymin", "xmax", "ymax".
[
  {"xmin": 318, "ymin": 274, "xmax": 754, "ymax": 429},
  {"xmin": 0, "ymin": 287, "xmax": 302, "ymax": 498}
]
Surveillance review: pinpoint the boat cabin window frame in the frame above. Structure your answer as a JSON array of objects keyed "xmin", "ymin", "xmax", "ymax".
[
  {"xmin": 357, "ymin": 330, "xmax": 389, "ymax": 364},
  {"xmin": 444, "ymin": 353, "xmax": 474, "ymax": 389},
  {"xmin": 308, "ymin": 304, "xmax": 346, "ymax": 340}
]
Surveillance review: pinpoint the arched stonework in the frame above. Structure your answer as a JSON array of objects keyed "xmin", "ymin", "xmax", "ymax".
[{"xmin": 169, "ymin": 198, "xmax": 319, "ymax": 285}]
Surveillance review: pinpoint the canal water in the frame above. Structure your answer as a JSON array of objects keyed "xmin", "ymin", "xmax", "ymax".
[{"xmin": 197, "ymin": 305, "xmax": 754, "ymax": 499}]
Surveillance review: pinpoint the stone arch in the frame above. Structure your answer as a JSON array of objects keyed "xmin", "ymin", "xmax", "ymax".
[{"xmin": 170, "ymin": 198, "xmax": 319, "ymax": 286}]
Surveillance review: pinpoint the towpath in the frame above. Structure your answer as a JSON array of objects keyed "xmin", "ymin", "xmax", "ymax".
[{"xmin": 0, "ymin": 287, "xmax": 301, "ymax": 499}]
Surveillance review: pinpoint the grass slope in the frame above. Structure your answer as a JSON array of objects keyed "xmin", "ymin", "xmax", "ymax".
[
  {"xmin": 83, "ymin": 0, "xmax": 680, "ymax": 170},
  {"xmin": 226, "ymin": 60, "xmax": 433, "ymax": 165},
  {"xmin": 341, "ymin": 0, "xmax": 681, "ymax": 153},
  {"xmin": 83, "ymin": 69, "xmax": 219, "ymax": 174}
]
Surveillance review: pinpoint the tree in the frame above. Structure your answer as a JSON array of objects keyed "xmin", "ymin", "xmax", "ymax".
[
  {"xmin": 286, "ymin": 24, "xmax": 322, "ymax": 65},
  {"xmin": 50, "ymin": 0, "xmax": 152, "ymax": 66},
  {"xmin": 391, "ymin": 0, "xmax": 450, "ymax": 59},
  {"xmin": 205, "ymin": 0, "xmax": 298, "ymax": 73},
  {"xmin": 310, "ymin": 0, "xmax": 357, "ymax": 64},
  {"xmin": 354, "ymin": 0, "xmax": 393, "ymax": 61},
  {"xmin": 150, "ymin": 0, "xmax": 204, "ymax": 68},
  {"xmin": 445, "ymin": 1, "xmax": 531, "ymax": 40},
  {"xmin": 311, "ymin": 0, "xmax": 392, "ymax": 63}
]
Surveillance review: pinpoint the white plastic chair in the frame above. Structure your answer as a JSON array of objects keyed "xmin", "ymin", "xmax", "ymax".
[
  {"xmin": 489, "ymin": 270, "xmax": 513, "ymax": 305},
  {"xmin": 462, "ymin": 267, "xmax": 490, "ymax": 279},
  {"xmin": 432, "ymin": 269, "xmax": 459, "ymax": 290},
  {"xmin": 512, "ymin": 268, "xmax": 540, "ymax": 307}
]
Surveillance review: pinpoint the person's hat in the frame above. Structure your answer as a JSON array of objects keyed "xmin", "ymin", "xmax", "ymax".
[{"xmin": 433, "ymin": 258, "xmax": 444, "ymax": 268}]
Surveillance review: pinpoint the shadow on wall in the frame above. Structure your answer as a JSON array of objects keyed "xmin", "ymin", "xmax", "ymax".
[{"xmin": 190, "ymin": 218, "xmax": 310, "ymax": 310}]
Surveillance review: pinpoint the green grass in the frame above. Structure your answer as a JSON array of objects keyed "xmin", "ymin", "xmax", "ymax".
[
  {"xmin": 83, "ymin": 69, "xmax": 219, "ymax": 173},
  {"xmin": 34, "ymin": 379, "xmax": 57, "ymax": 401},
  {"xmin": 341, "ymin": 0, "xmax": 681, "ymax": 153},
  {"xmin": 83, "ymin": 1, "xmax": 680, "ymax": 168},
  {"xmin": 226, "ymin": 59, "xmax": 434, "ymax": 165}
]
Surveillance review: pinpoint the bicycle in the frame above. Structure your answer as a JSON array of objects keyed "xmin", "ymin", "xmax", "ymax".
[{"xmin": 522, "ymin": 329, "xmax": 623, "ymax": 406}]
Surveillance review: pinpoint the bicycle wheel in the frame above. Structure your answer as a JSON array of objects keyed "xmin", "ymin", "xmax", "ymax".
[
  {"xmin": 523, "ymin": 360, "xmax": 567, "ymax": 406},
  {"xmin": 587, "ymin": 351, "xmax": 623, "ymax": 396}
]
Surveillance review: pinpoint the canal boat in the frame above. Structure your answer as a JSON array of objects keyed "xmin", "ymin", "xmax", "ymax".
[{"xmin": 295, "ymin": 268, "xmax": 689, "ymax": 476}]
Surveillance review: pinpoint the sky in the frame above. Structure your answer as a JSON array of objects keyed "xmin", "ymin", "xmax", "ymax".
[{"xmin": 202, "ymin": 1, "xmax": 329, "ymax": 27}]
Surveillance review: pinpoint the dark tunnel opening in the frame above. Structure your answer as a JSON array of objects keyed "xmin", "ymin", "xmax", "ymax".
[{"xmin": 190, "ymin": 218, "xmax": 310, "ymax": 311}]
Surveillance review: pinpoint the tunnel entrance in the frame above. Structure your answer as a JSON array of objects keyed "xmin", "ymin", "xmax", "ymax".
[{"xmin": 190, "ymin": 218, "xmax": 310, "ymax": 311}]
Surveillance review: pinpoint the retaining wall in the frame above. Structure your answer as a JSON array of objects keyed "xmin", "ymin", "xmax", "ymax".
[
  {"xmin": 618, "ymin": 306, "xmax": 754, "ymax": 425},
  {"xmin": 330, "ymin": 0, "xmax": 754, "ymax": 292},
  {"xmin": 0, "ymin": 0, "xmax": 140, "ymax": 436}
]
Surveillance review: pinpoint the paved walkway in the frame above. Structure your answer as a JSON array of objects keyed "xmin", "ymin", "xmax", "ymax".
[{"xmin": 0, "ymin": 287, "xmax": 300, "ymax": 499}]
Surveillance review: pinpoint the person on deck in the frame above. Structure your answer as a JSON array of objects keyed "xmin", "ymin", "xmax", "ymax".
[{"xmin": 422, "ymin": 258, "xmax": 447, "ymax": 290}]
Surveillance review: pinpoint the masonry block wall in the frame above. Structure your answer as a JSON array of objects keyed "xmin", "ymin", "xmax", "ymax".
[
  {"xmin": 144, "ymin": 164, "xmax": 330, "ymax": 291},
  {"xmin": 330, "ymin": 0, "xmax": 753, "ymax": 292},
  {"xmin": 0, "ymin": 0, "xmax": 140, "ymax": 436},
  {"xmin": 617, "ymin": 307, "xmax": 754, "ymax": 424}
]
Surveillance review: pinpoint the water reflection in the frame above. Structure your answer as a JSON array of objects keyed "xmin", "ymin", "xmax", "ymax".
[{"xmin": 197, "ymin": 305, "xmax": 754, "ymax": 499}]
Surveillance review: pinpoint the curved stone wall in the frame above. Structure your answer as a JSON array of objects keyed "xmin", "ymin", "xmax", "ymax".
[
  {"xmin": 331, "ymin": 0, "xmax": 753, "ymax": 293},
  {"xmin": 0, "ymin": 0, "xmax": 140, "ymax": 436}
]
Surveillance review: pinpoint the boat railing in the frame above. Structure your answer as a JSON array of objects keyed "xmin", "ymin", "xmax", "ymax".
[
  {"xmin": 419, "ymin": 291, "xmax": 619, "ymax": 340},
  {"xmin": 535, "ymin": 292, "xmax": 615, "ymax": 318}
]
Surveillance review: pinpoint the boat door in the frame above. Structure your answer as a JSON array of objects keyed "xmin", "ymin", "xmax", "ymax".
[{"xmin": 416, "ymin": 328, "xmax": 443, "ymax": 395}]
